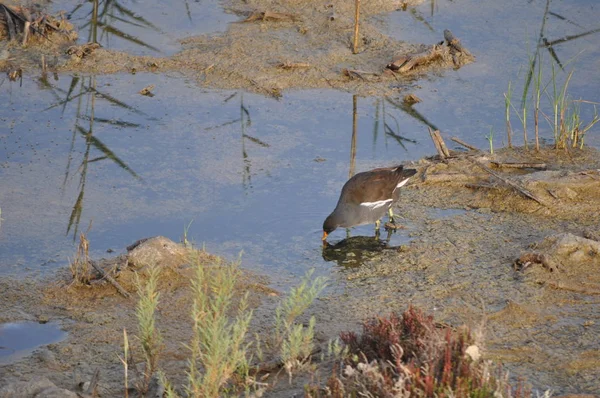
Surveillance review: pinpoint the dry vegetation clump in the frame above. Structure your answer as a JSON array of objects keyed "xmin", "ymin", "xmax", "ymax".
[
  {"xmin": 308, "ymin": 306, "xmax": 535, "ymax": 398},
  {"xmin": 0, "ymin": 3, "xmax": 77, "ymax": 45}
]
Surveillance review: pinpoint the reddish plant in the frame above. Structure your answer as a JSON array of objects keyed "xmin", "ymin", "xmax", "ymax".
[{"xmin": 321, "ymin": 306, "xmax": 533, "ymax": 398}]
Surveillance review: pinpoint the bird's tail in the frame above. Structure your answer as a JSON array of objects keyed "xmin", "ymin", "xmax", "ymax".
[{"xmin": 395, "ymin": 165, "xmax": 417, "ymax": 179}]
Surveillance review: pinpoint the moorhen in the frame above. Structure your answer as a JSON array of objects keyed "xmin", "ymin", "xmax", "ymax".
[{"xmin": 322, "ymin": 165, "xmax": 417, "ymax": 240}]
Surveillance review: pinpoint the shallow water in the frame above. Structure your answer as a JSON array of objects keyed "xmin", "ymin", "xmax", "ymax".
[
  {"xmin": 1, "ymin": 0, "xmax": 599, "ymax": 283},
  {"xmin": 57, "ymin": 0, "xmax": 237, "ymax": 56},
  {"xmin": 0, "ymin": 322, "xmax": 67, "ymax": 365}
]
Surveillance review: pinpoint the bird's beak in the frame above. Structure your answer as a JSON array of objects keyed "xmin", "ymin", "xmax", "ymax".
[{"xmin": 322, "ymin": 231, "xmax": 328, "ymax": 241}]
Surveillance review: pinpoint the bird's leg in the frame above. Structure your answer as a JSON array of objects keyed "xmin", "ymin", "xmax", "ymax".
[
  {"xmin": 346, "ymin": 228, "xmax": 351, "ymax": 239},
  {"xmin": 385, "ymin": 228, "xmax": 392, "ymax": 243},
  {"xmin": 375, "ymin": 219, "xmax": 381, "ymax": 231},
  {"xmin": 388, "ymin": 207, "xmax": 395, "ymax": 224}
]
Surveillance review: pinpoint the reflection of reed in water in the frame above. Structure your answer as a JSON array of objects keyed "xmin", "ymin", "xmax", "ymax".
[
  {"xmin": 42, "ymin": 75, "xmax": 142, "ymax": 239},
  {"xmin": 68, "ymin": 0, "xmax": 161, "ymax": 52},
  {"xmin": 205, "ymin": 93, "xmax": 270, "ymax": 194}
]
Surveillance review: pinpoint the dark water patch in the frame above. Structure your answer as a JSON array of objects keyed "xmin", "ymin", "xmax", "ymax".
[
  {"xmin": 56, "ymin": 0, "xmax": 237, "ymax": 56},
  {"xmin": 0, "ymin": 322, "xmax": 67, "ymax": 365}
]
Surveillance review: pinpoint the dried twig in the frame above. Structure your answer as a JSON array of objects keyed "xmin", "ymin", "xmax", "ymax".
[
  {"xmin": 353, "ymin": 0, "xmax": 361, "ymax": 54},
  {"xmin": 428, "ymin": 128, "xmax": 450, "ymax": 158},
  {"xmin": 467, "ymin": 158, "xmax": 547, "ymax": 206},
  {"xmin": 90, "ymin": 260, "xmax": 131, "ymax": 298},
  {"xmin": 451, "ymin": 136, "xmax": 479, "ymax": 152},
  {"xmin": 277, "ymin": 61, "xmax": 310, "ymax": 70},
  {"xmin": 514, "ymin": 252, "xmax": 557, "ymax": 272},
  {"xmin": 490, "ymin": 162, "xmax": 547, "ymax": 170}
]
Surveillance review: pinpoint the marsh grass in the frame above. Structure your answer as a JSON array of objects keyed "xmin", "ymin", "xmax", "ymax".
[
  {"xmin": 117, "ymin": 329, "xmax": 130, "ymax": 398},
  {"xmin": 69, "ymin": 231, "xmax": 92, "ymax": 284},
  {"xmin": 185, "ymin": 256, "xmax": 253, "ymax": 397},
  {"xmin": 506, "ymin": 53, "xmax": 598, "ymax": 151},
  {"xmin": 486, "ymin": 127, "xmax": 494, "ymax": 155},
  {"xmin": 504, "ymin": 81, "xmax": 513, "ymax": 148},
  {"xmin": 134, "ymin": 264, "xmax": 163, "ymax": 395},
  {"xmin": 124, "ymin": 239, "xmax": 327, "ymax": 397},
  {"xmin": 275, "ymin": 269, "xmax": 327, "ymax": 379}
]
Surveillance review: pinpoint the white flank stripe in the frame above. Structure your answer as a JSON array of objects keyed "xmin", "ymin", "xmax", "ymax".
[
  {"xmin": 360, "ymin": 199, "xmax": 393, "ymax": 210},
  {"xmin": 396, "ymin": 178, "xmax": 410, "ymax": 189}
]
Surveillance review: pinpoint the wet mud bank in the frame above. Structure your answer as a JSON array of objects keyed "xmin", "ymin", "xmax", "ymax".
[
  {"xmin": 0, "ymin": 0, "xmax": 475, "ymax": 97},
  {"xmin": 318, "ymin": 147, "xmax": 600, "ymax": 394}
]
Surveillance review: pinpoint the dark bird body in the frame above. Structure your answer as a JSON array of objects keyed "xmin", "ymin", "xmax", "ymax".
[{"xmin": 322, "ymin": 165, "xmax": 417, "ymax": 240}]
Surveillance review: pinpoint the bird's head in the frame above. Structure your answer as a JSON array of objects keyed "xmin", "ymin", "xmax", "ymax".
[{"xmin": 322, "ymin": 214, "xmax": 338, "ymax": 241}]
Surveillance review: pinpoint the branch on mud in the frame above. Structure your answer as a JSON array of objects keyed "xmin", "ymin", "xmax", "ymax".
[
  {"xmin": 90, "ymin": 259, "xmax": 131, "ymax": 298},
  {"xmin": 466, "ymin": 158, "xmax": 547, "ymax": 206},
  {"xmin": 451, "ymin": 137, "xmax": 480, "ymax": 152},
  {"xmin": 428, "ymin": 128, "xmax": 450, "ymax": 159},
  {"xmin": 386, "ymin": 29, "xmax": 474, "ymax": 74},
  {"xmin": 490, "ymin": 161, "xmax": 547, "ymax": 170}
]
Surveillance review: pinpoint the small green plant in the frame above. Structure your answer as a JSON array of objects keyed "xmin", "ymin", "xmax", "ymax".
[
  {"xmin": 275, "ymin": 269, "xmax": 327, "ymax": 379},
  {"xmin": 486, "ymin": 127, "xmax": 494, "ymax": 155},
  {"xmin": 185, "ymin": 256, "xmax": 252, "ymax": 398},
  {"xmin": 134, "ymin": 264, "xmax": 163, "ymax": 395},
  {"xmin": 182, "ymin": 219, "xmax": 194, "ymax": 247},
  {"xmin": 504, "ymin": 81, "xmax": 513, "ymax": 148},
  {"xmin": 117, "ymin": 329, "xmax": 130, "ymax": 398},
  {"xmin": 532, "ymin": 52, "xmax": 543, "ymax": 151}
]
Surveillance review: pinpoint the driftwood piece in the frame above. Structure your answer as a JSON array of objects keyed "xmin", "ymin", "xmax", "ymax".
[
  {"xmin": 126, "ymin": 237, "xmax": 150, "ymax": 252},
  {"xmin": 89, "ymin": 259, "xmax": 131, "ymax": 298},
  {"xmin": 139, "ymin": 84, "xmax": 155, "ymax": 97},
  {"xmin": 277, "ymin": 61, "xmax": 310, "ymax": 70},
  {"xmin": 514, "ymin": 253, "xmax": 557, "ymax": 272},
  {"xmin": 466, "ymin": 158, "xmax": 547, "ymax": 206},
  {"xmin": 403, "ymin": 93, "xmax": 421, "ymax": 105},
  {"xmin": 387, "ymin": 29, "xmax": 473, "ymax": 73},
  {"xmin": 444, "ymin": 29, "xmax": 467, "ymax": 53},
  {"xmin": 399, "ymin": 46, "xmax": 444, "ymax": 73},
  {"xmin": 451, "ymin": 136, "xmax": 479, "ymax": 152},
  {"xmin": 428, "ymin": 128, "xmax": 450, "ymax": 158},
  {"xmin": 444, "ymin": 29, "xmax": 473, "ymax": 67},
  {"xmin": 490, "ymin": 161, "xmax": 547, "ymax": 170}
]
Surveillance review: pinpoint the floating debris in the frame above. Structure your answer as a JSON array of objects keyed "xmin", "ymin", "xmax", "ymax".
[
  {"xmin": 403, "ymin": 93, "xmax": 422, "ymax": 105},
  {"xmin": 139, "ymin": 84, "xmax": 155, "ymax": 97},
  {"xmin": 66, "ymin": 42, "xmax": 101, "ymax": 60},
  {"xmin": 7, "ymin": 66, "xmax": 21, "ymax": 81},
  {"xmin": 386, "ymin": 29, "xmax": 474, "ymax": 74}
]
